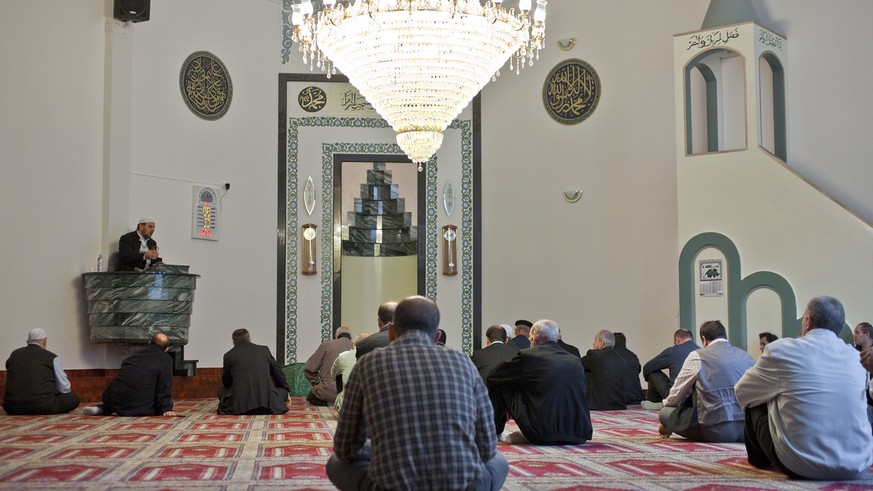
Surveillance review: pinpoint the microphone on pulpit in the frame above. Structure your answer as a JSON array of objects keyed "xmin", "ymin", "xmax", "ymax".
[{"xmin": 146, "ymin": 239, "xmax": 163, "ymax": 267}]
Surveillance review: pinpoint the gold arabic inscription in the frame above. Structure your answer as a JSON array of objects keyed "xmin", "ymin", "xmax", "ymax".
[
  {"xmin": 542, "ymin": 59, "xmax": 601, "ymax": 125},
  {"xmin": 180, "ymin": 52, "xmax": 232, "ymax": 120}
]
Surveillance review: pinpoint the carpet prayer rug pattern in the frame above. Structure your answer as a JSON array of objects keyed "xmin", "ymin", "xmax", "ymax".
[{"xmin": 0, "ymin": 399, "xmax": 870, "ymax": 490}]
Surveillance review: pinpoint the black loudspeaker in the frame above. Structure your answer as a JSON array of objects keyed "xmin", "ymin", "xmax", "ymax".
[{"xmin": 114, "ymin": 0, "xmax": 150, "ymax": 23}]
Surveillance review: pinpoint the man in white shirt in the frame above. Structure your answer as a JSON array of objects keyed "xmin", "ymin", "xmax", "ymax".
[
  {"xmin": 735, "ymin": 296, "xmax": 873, "ymax": 480},
  {"xmin": 3, "ymin": 328, "xmax": 79, "ymax": 415},
  {"xmin": 658, "ymin": 320, "xmax": 754, "ymax": 442},
  {"xmin": 331, "ymin": 332, "xmax": 368, "ymax": 412}
]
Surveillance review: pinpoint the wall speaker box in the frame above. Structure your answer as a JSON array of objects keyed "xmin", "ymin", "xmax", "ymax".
[{"xmin": 114, "ymin": 0, "xmax": 150, "ymax": 23}]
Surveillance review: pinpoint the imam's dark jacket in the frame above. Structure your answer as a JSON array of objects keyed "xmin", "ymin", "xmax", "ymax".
[{"xmin": 117, "ymin": 231, "xmax": 157, "ymax": 271}]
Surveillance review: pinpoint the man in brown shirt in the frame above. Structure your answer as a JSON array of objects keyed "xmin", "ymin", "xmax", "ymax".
[{"xmin": 304, "ymin": 327, "xmax": 354, "ymax": 405}]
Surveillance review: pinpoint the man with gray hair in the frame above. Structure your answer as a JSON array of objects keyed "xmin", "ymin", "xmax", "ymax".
[
  {"xmin": 3, "ymin": 328, "xmax": 79, "ymax": 415},
  {"xmin": 581, "ymin": 330, "xmax": 628, "ymax": 410},
  {"xmin": 487, "ymin": 319, "xmax": 592, "ymax": 445},
  {"xmin": 736, "ymin": 296, "xmax": 873, "ymax": 479}
]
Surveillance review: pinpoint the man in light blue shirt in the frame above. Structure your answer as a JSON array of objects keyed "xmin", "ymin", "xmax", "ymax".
[
  {"xmin": 735, "ymin": 296, "xmax": 873, "ymax": 480},
  {"xmin": 3, "ymin": 328, "xmax": 79, "ymax": 415}
]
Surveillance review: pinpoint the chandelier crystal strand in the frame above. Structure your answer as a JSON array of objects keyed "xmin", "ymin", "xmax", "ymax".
[{"xmin": 292, "ymin": 0, "xmax": 546, "ymax": 169}]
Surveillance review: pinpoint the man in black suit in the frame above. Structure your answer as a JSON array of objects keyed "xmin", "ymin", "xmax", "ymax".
[
  {"xmin": 217, "ymin": 328, "xmax": 290, "ymax": 415},
  {"xmin": 355, "ymin": 302, "xmax": 397, "ymax": 359},
  {"xmin": 613, "ymin": 332, "xmax": 645, "ymax": 405},
  {"xmin": 471, "ymin": 325, "xmax": 520, "ymax": 382},
  {"xmin": 511, "ymin": 319, "xmax": 532, "ymax": 350},
  {"xmin": 557, "ymin": 332, "xmax": 581, "ymax": 357},
  {"xmin": 117, "ymin": 218, "xmax": 162, "ymax": 271},
  {"xmin": 487, "ymin": 319, "xmax": 592, "ymax": 445},
  {"xmin": 642, "ymin": 328, "xmax": 698, "ymax": 409},
  {"xmin": 581, "ymin": 330, "xmax": 627, "ymax": 410},
  {"xmin": 82, "ymin": 332, "xmax": 176, "ymax": 416}
]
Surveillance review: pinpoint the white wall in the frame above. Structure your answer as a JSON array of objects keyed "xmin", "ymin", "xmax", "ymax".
[
  {"xmin": 478, "ymin": 1, "xmax": 707, "ymax": 357},
  {"xmin": 0, "ymin": 1, "xmax": 108, "ymax": 367},
  {"xmin": 752, "ymin": 0, "xmax": 873, "ymax": 225},
  {"xmin": 675, "ymin": 22, "xmax": 873, "ymax": 349},
  {"xmin": 126, "ymin": 0, "xmax": 281, "ymax": 367},
  {"xmin": 2, "ymin": 0, "xmax": 873, "ymax": 372}
]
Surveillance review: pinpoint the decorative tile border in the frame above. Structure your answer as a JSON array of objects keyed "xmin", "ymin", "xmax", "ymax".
[
  {"xmin": 454, "ymin": 119, "xmax": 474, "ymax": 355},
  {"xmin": 284, "ymin": 116, "xmax": 472, "ymax": 361},
  {"xmin": 284, "ymin": 120, "xmax": 301, "ymax": 363}
]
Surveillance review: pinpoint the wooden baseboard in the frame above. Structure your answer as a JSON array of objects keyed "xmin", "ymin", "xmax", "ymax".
[{"xmin": 0, "ymin": 368, "xmax": 223, "ymax": 406}]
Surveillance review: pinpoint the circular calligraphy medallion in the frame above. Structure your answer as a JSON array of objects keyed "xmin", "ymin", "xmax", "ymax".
[
  {"xmin": 180, "ymin": 51, "xmax": 232, "ymax": 120},
  {"xmin": 542, "ymin": 59, "xmax": 601, "ymax": 125},
  {"xmin": 298, "ymin": 86, "xmax": 327, "ymax": 113}
]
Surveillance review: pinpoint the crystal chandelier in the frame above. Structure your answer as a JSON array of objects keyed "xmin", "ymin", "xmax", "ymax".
[{"xmin": 291, "ymin": 0, "xmax": 547, "ymax": 169}]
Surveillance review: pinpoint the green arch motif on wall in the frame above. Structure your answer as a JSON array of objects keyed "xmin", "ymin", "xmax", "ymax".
[{"xmin": 679, "ymin": 232, "xmax": 800, "ymax": 347}]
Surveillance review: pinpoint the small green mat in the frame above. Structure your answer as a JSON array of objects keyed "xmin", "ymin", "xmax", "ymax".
[{"xmin": 282, "ymin": 363, "xmax": 310, "ymax": 397}]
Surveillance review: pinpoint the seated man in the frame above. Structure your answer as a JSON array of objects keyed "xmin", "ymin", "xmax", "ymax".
[
  {"xmin": 613, "ymin": 332, "xmax": 645, "ymax": 405},
  {"xmin": 326, "ymin": 296, "xmax": 507, "ymax": 490},
  {"xmin": 642, "ymin": 328, "xmax": 698, "ymax": 409},
  {"xmin": 488, "ymin": 319, "xmax": 592, "ymax": 445},
  {"xmin": 863, "ymin": 345, "xmax": 873, "ymax": 433},
  {"xmin": 436, "ymin": 328, "xmax": 447, "ymax": 346},
  {"xmin": 217, "ymin": 328, "xmax": 290, "ymax": 415},
  {"xmin": 331, "ymin": 333, "xmax": 368, "ymax": 413},
  {"xmin": 304, "ymin": 327, "xmax": 353, "ymax": 406},
  {"xmin": 758, "ymin": 331, "xmax": 778, "ymax": 352},
  {"xmin": 354, "ymin": 301, "xmax": 397, "ymax": 359},
  {"xmin": 3, "ymin": 328, "xmax": 79, "ymax": 415},
  {"xmin": 117, "ymin": 218, "xmax": 162, "ymax": 271},
  {"xmin": 471, "ymin": 324, "xmax": 520, "ymax": 382},
  {"xmin": 659, "ymin": 320, "xmax": 753, "ymax": 443},
  {"xmin": 83, "ymin": 332, "xmax": 175, "ymax": 416},
  {"xmin": 736, "ymin": 296, "xmax": 873, "ymax": 480},
  {"xmin": 855, "ymin": 322, "xmax": 873, "ymax": 428},
  {"xmin": 557, "ymin": 329, "xmax": 581, "ymax": 357},
  {"xmin": 511, "ymin": 320, "xmax": 532, "ymax": 349},
  {"xmin": 581, "ymin": 330, "xmax": 627, "ymax": 410}
]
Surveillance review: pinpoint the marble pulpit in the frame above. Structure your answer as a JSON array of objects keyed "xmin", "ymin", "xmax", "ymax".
[{"xmin": 82, "ymin": 265, "xmax": 198, "ymax": 345}]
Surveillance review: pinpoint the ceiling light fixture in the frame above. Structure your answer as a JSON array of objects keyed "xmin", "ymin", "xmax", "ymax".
[{"xmin": 291, "ymin": 0, "xmax": 547, "ymax": 170}]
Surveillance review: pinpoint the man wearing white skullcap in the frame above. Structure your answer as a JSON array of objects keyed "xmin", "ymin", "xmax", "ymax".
[
  {"xmin": 117, "ymin": 218, "xmax": 162, "ymax": 271},
  {"xmin": 3, "ymin": 329, "xmax": 79, "ymax": 414}
]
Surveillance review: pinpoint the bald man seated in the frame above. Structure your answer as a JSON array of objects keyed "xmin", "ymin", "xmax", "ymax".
[{"xmin": 83, "ymin": 332, "xmax": 176, "ymax": 416}]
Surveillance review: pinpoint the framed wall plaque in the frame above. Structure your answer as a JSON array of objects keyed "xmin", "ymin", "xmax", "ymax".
[
  {"xmin": 542, "ymin": 59, "xmax": 601, "ymax": 125},
  {"xmin": 180, "ymin": 51, "xmax": 232, "ymax": 120}
]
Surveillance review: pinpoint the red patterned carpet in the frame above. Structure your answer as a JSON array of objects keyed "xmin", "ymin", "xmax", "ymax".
[{"xmin": 0, "ymin": 398, "xmax": 870, "ymax": 490}]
